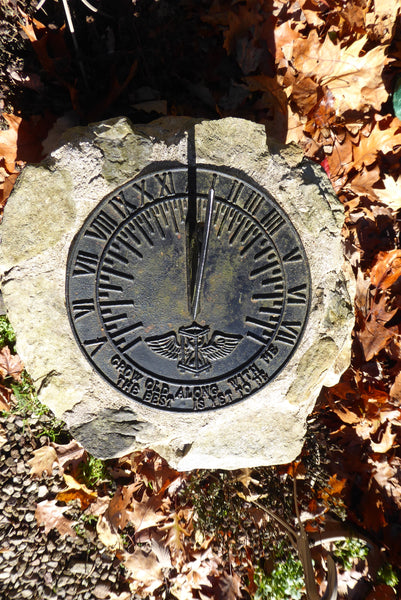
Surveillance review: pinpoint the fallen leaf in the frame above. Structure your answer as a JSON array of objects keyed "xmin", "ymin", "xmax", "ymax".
[
  {"xmin": 370, "ymin": 250, "xmax": 401, "ymax": 289},
  {"xmin": 353, "ymin": 117, "xmax": 401, "ymax": 169},
  {"xmin": 370, "ymin": 421, "xmax": 397, "ymax": 453},
  {"xmin": 127, "ymin": 493, "xmax": 166, "ymax": 534},
  {"xmin": 106, "ymin": 482, "xmax": 142, "ymax": 531},
  {"xmin": 0, "ymin": 347, "xmax": 23, "ymax": 382},
  {"xmin": 0, "ymin": 112, "xmax": 55, "ymax": 173},
  {"xmin": 57, "ymin": 473, "xmax": 97, "ymax": 509},
  {"xmin": 331, "ymin": 405, "xmax": 361, "ymax": 425},
  {"xmin": 96, "ymin": 514, "xmax": 123, "ymax": 550},
  {"xmin": 51, "ymin": 439, "xmax": 86, "ymax": 473},
  {"xmin": 292, "ymin": 31, "xmax": 389, "ymax": 113},
  {"xmin": 357, "ymin": 294, "xmax": 399, "ymax": 361},
  {"xmin": 373, "ymin": 174, "xmax": 401, "ymax": 211},
  {"xmin": 122, "ymin": 547, "xmax": 164, "ymax": 595},
  {"xmin": 28, "ymin": 446, "xmax": 57, "ymax": 477},
  {"xmin": 209, "ymin": 571, "xmax": 243, "ymax": 600},
  {"xmin": 35, "ymin": 499, "xmax": 77, "ymax": 537}
]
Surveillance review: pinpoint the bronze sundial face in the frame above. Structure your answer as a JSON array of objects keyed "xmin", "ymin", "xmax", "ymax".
[{"xmin": 66, "ymin": 165, "xmax": 310, "ymax": 411}]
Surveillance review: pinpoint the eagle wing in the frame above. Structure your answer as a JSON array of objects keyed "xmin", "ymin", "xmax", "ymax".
[
  {"xmin": 145, "ymin": 331, "xmax": 180, "ymax": 359},
  {"xmin": 201, "ymin": 331, "xmax": 242, "ymax": 361}
]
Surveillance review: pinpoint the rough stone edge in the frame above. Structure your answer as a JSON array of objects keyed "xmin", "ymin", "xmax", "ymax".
[{"xmin": 0, "ymin": 116, "xmax": 355, "ymax": 470}]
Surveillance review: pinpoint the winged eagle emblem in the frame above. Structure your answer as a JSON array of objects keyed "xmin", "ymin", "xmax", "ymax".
[{"xmin": 145, "ymin": 322, "xmax": 242, "ymax": 374}]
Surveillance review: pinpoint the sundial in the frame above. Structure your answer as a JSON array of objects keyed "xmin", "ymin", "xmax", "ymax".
[{"xmin": 66, "ymin": 164, "xmax": 311, "ymax": 412}]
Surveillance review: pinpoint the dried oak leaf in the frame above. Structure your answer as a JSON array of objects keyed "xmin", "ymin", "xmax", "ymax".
[
  {"xmin": 28, "ymin": 446, "xmax": 58, "ymax": 477},
  {"xmin": 373, "ymin": 174, "xmax": 401, "ymax": 212},
  {"xmin": 292, "ymin": 31, "xmax": 389, "ymax": 113},
  {"xmin": 370, "ymin": 250, "xmax": 401, "ymax": 290},
  {"xmin": 35, "ymin": 499, "xmax": 77, "ymax": 537},
  {"xmin": 353, "ymin": 117, "xmax": 401, "ymax": 169},
  {"xmin": 122, "ymin": 547, "xmax": 164, "ymax": 595},
  {"xmin": 357, "ymin": 294, "xmax": 398, "ymax": 361},
  {"xmin": 127, "ymin": 493, "xmax": 167, "ymax": 534},
  {"xmin": 208, "ymin": 571, "xmax": 243, "ymax": 600},
  {"xmin": 370, "ymin": 421, "xmax": 397, "ymax": 454},
  {"xmin": 0, "ymin": 347, "xmax": 23, "ymax": 381},
  {"xmin": 106, "ymin": 481, "xmax": 142, "ymax": 531}
]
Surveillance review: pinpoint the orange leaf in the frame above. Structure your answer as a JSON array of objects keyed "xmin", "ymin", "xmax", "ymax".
[
  {"xmin": 370, "ymin": 250, "xmax": 401, "ymax": 289},
  {"xmin": 331, "ymin": 405, "xmax": 361, "ymax": 425},
  {"xmin": 0, "ymin": 114, "xmax": 21, "ymax": 173},
  {"xmin": 327, "ymin": 474, "xmax": 346, "ymax": 495},
  {"xmin": 353, "ymin": 117, "xmax": 401, "ymax": 169},
  {"xmin": 0, "ymin": 112, "xmax": 55, "ymax": 174}
]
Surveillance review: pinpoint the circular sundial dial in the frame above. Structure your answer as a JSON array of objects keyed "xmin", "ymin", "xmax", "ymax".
[{"xmin": 66, "ymin": 165, "xmax": 311, "ymax": 411}]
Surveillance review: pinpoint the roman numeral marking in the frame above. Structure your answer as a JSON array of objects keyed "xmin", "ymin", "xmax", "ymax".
[
  {"xmin": 243, "ymin": 191, "xmax": 263, "ymax": 215},
  {"xmin": 72, "ymin": 299, "xmax": 95, "ymax": 320},
  {"xmin": 99, "ymin": 300, "xmax": 134, "ymax": 309},
  {"xmin": 168, "ymin": 202, "xmax": 179, "ymax": 233},
  {"xmin": 72, "ymin": 251, "xmax": 98, "ymax": 275},
  {"xmin": 149, "ymin": 207, "xmax": 166, "ymax": 238},
  {"xmin": 260, "ymin": 209, "xmax": 285, "ymax": 236},
  {"xmin": 283, "ymin": 247, "xmax": 303, "ymax": 263},
  {"xmin": 98, "ymin": 281, "xmax": 123, "ymax": 297},
  {"xmin": 100, "ymin": 266, "xmax": 134, "ymax": 282},
  {"xmin": 258, "ymin": 306, "xmax": 282, "ymax": 315},
  {"xmin": 275, "ymin": 321, "xmax": 302, "ymax": 345},
  {"xmin": 109, "ymin": 193, "xmax": 137, "ymax": 218},
  {"xmin": 252, "ymin": 292, "xmax": 283, "ymax": 301},
  {"xmin": 83, "ymin": 337, "xmax": 107, "ymax": 357},
  {"xmin": 287, "ymin": 284, "xmax": 308, "ymax": 305},
  {"xmin": 109, "ymin": 322, "xmax": 143, "ymax": 351},
  {"xmin": 104, "ymin": 248, "xmax": 129, "ymax": 266},
  {"xmin": 240, "ymin": 231, "xmax": 262, "ymax": 256},
  {"xmin": 84, "ymin": 210, "xmax": 117, "ymax": 240},
  {"xmin": 254, "ymin": 246, "xmax": 275, "ymax": 261},
  {"xmin": 103, "ymin": 313, "xmax": 127, "ymax": 326},
  {"xmin": 155, "ymin": 172, "xmax": 176, "ymax": 196},
  {"xmin": 227, "ymin": 179, "xmax": 244, "ymax": 204},
  {"xmin": 250, "ymin": 258, "xmax": 280, "ymax": 279},
  {"xmin": 132, "ymin": 180, "xmax": 154, "ymax": 204},
  {"xmin": 229, "ymin": 215, "xmax": 247, "ymax": 245},
  {"xmin": 245, "ymin": 316, "xmax": 277, "ymax": 334}
]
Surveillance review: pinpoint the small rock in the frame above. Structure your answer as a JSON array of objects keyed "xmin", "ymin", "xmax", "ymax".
[
  {"xmin": 37, "ymin": 484, "xmax": 48, "ymax": 499},
  {"xmin": 3, "ymin": 483, "xmax": 14, "ymax": 495},
  {"xmin": 69, "ymin": 561, "xmax": 88, "ymax": 575}
]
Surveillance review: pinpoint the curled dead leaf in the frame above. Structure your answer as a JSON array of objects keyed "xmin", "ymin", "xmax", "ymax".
[
  {"xmin": 35, "ymin": 499, "xmax": 77, "ymax": 537},
  {"xmin": 28, "ymin": 446, "xmax": 57, "ymax": 478}
]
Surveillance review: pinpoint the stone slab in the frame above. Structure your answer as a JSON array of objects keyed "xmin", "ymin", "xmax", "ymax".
[{"xmin": 0, "ymin": 117, "xmax": 354, "ymax": 470}]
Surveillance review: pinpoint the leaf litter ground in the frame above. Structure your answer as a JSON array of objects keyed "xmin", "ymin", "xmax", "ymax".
[{"xmin": 2, "ymin": 0, "xmax": 401, "ymax": 598}]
